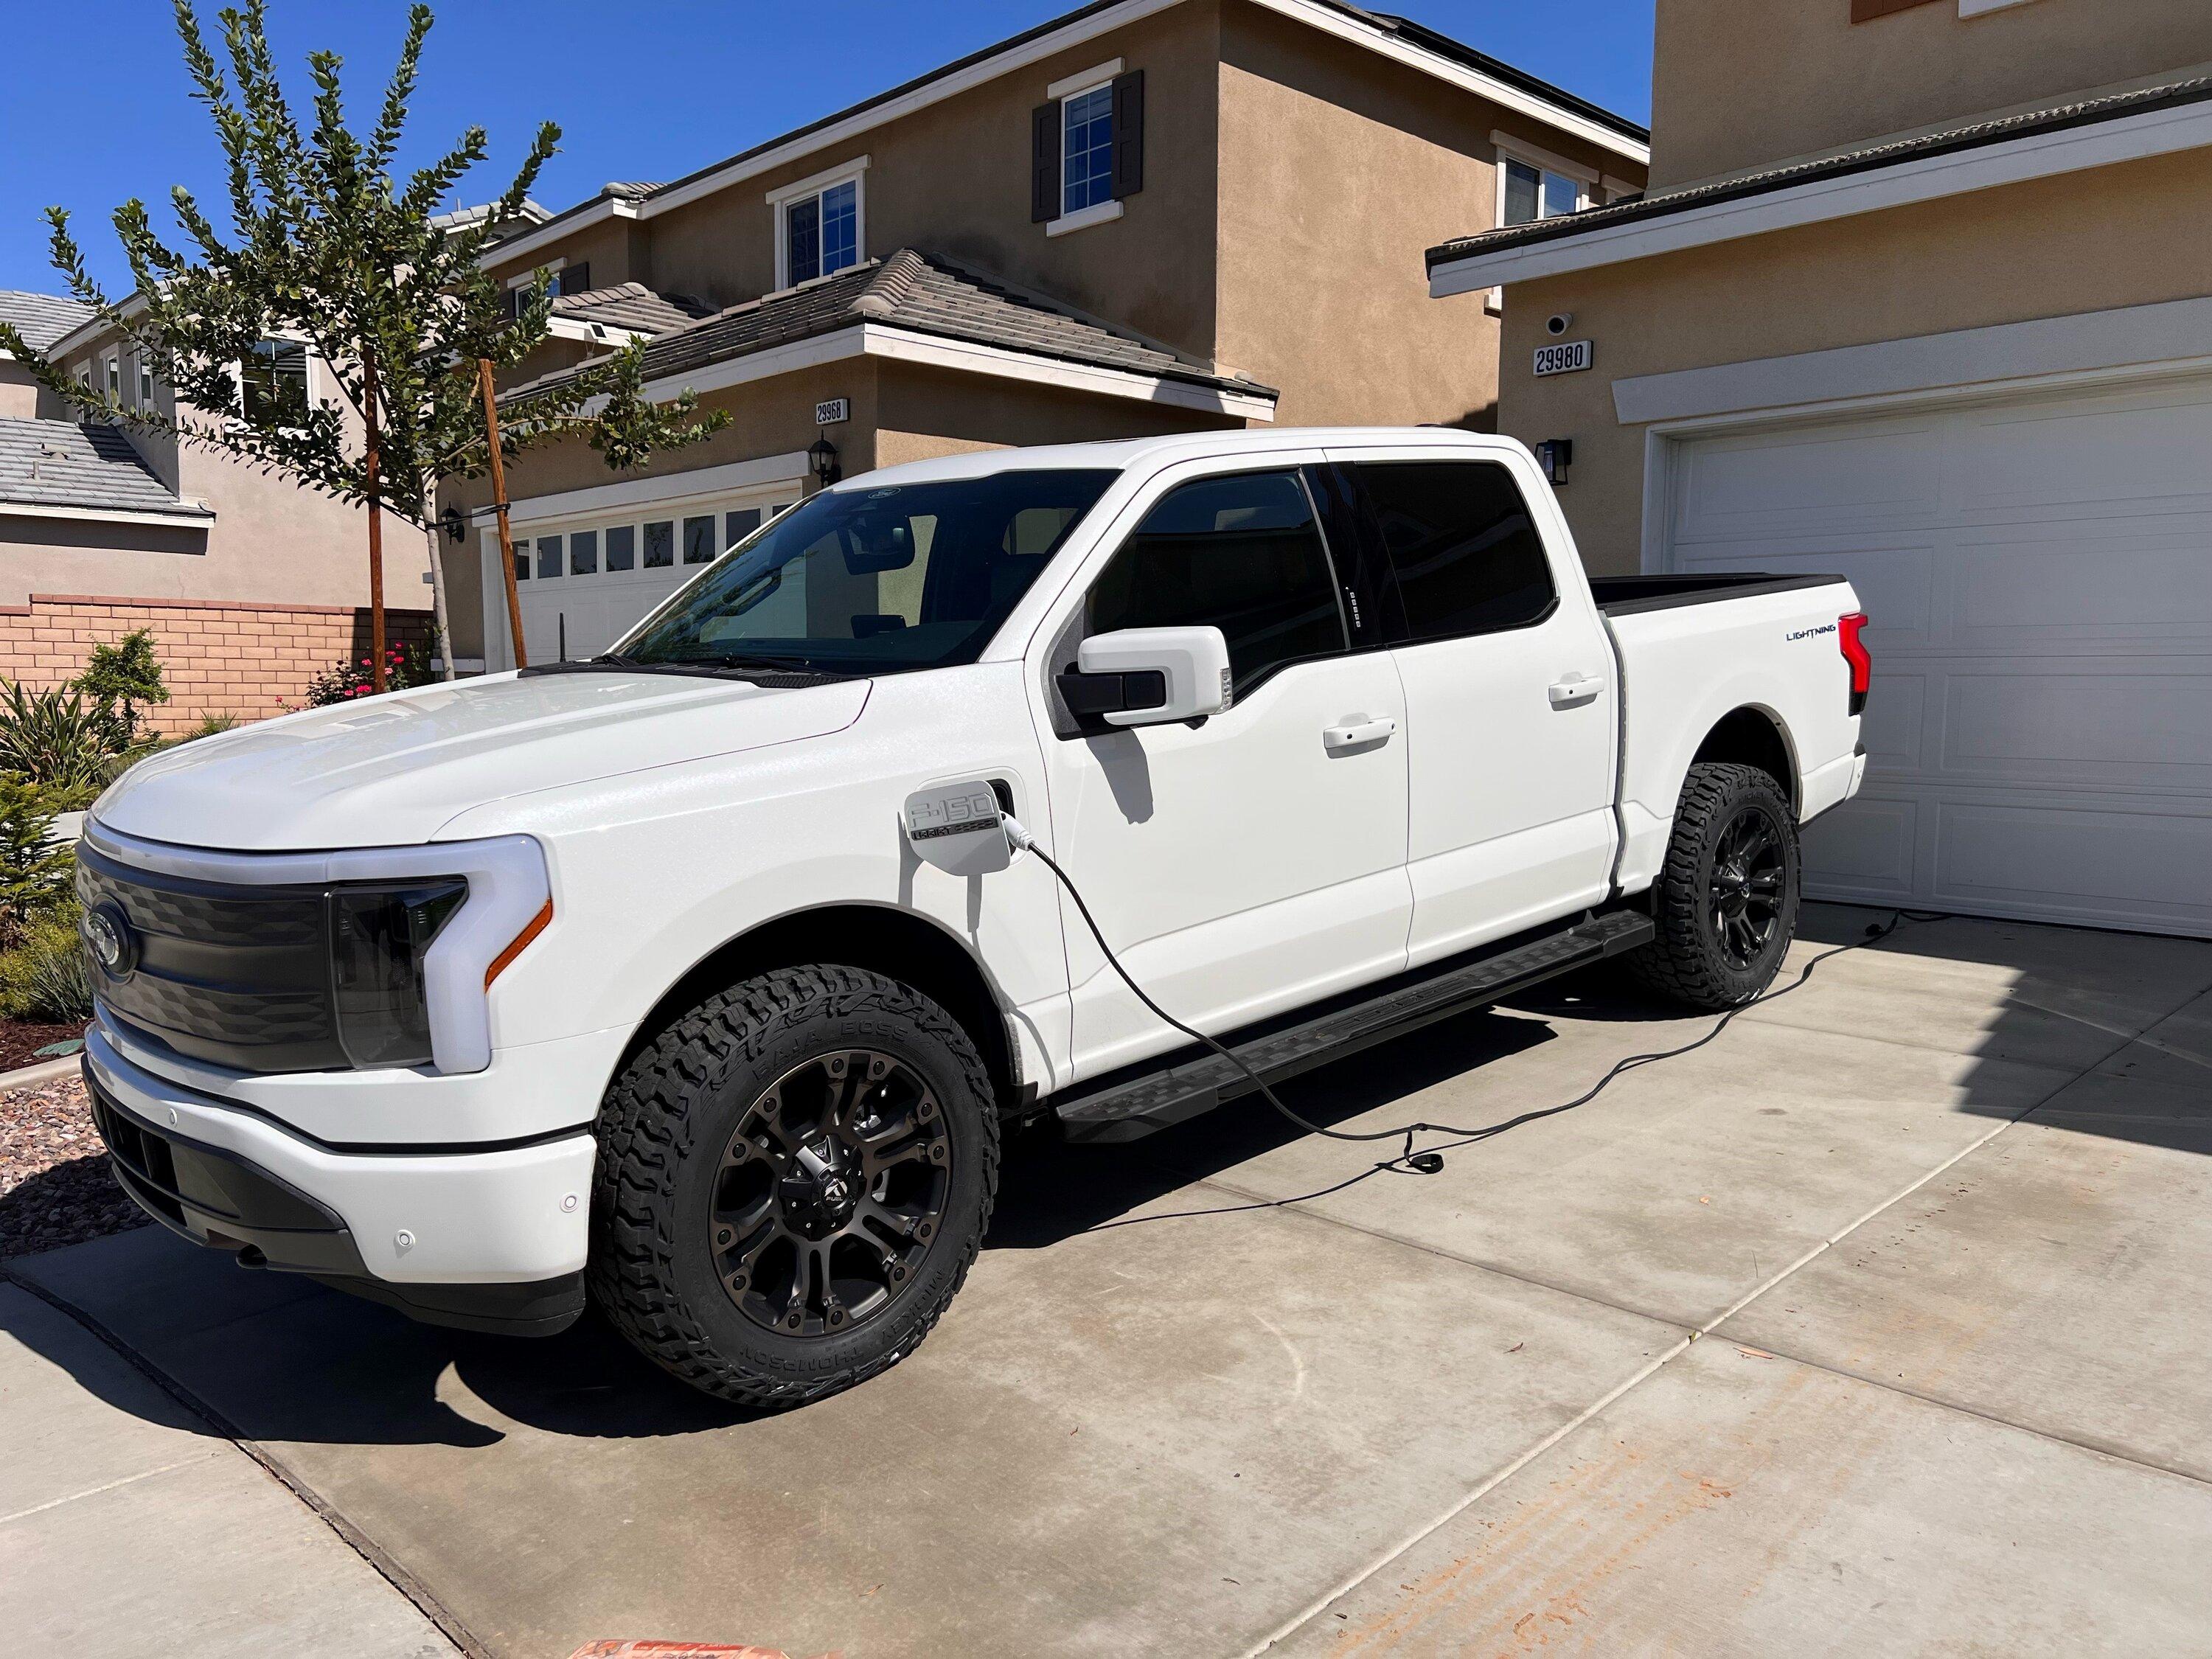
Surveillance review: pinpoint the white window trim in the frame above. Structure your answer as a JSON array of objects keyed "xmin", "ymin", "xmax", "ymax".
[
  {"xmin": 1492, "ymin": 131, "xmax": 1599, "ymax": 187},
  {"xmin": 1047, "ymin": 56, "xmax": 1122, "ymax": 100},
  {"xmin": 101, "ymin": 349, "xmax": 122, "ymax": 406},
  {"xmin": 1046, "ymin": 198, "xmax": 1124, "ymax": 237},
  {"xmin": 1052, "ymin": 71, "xmax": 1122, "ymax": 226},
  {"xmin": 768, "ymin": 156, "xmax": 870, "ymax": 291},
  {"xmin": 505, "ymin": 257, "xmax": 564, "ymax": 291},
  {"xmin": 1433, "ymin": 94, "xmax": 2212, "ymax": 296},
  {"xmin": 134, "ymin": 352, "xmax": 155, "ymax": 411}
]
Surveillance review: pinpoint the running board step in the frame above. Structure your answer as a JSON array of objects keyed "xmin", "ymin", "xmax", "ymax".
[{"xmin": 1053, "ymin": 910, "xmax": 1655, "ymax": 1144}]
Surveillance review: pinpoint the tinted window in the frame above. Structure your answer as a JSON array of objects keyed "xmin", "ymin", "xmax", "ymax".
[
  {"xmin": 1088, "ymin": 470, "xmax": 1346, "ymax": 694},
  {"xmin": 683, "ymin": 515, "xmax": 717, "ymax": 564},
  {"xmin": 725, "ymin": 507, "xmax": 762, "ymax": 549},
  {"xmin": 1355, "ymin": 462, "xmax": 1554, "ymax": 642},
  {"xmin": 569, "ymin": 529, "xmax": 598, "ymax": 575},
  {"xmin": 620, "ymin": 469, "xmax": 1115, "ymax": 676},
  {"xmin": 605, "ymin": 524, "xmax": 635, "ymax": 571},
  {"xmin": 643, "ymin": 521, "xmax": 673, "ymax": 568},
  {"xmin": 535, "ymin": 534, "xmax": 561, "ymax": 580}
]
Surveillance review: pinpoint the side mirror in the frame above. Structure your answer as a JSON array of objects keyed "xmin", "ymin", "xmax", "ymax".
[{"xmin": 1060, "ymin": 626, "xmax": 1233, "ymax": 729}]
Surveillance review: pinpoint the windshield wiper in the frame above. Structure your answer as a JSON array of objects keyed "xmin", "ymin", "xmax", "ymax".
[{"xmin": 518, "ymin": 655, "xmax": 849, "ymax": 685}]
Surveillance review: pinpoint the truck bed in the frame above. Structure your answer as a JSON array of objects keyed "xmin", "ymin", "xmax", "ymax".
[{"xmin": 1590, "ymin": 572, "xmax": 1849, "ymax": 616}]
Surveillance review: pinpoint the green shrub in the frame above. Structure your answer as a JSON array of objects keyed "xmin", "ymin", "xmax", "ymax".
[
  {"xmin": 0, "ymin": 913, "xmax": 93, "ymax": 1023},
  {"xmin": 0, "ymin": 775, "xmax": 74, "ymax": 950},
  {"xmin": 72, "ymin": 629, "xmax": 170, "ymax": 749},
  {"xmin": 0, "ymin": 681, "xmax": 116, "ymax": 801}
]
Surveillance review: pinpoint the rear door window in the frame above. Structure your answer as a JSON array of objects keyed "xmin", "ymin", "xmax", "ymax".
[
  {"xmin": 1353, "ymin": 461, "xmax": 1556, "ymax": 642},
  {"xmin": 1088, "ymin": 470, "xmax": 1347, "ymax": 695}
]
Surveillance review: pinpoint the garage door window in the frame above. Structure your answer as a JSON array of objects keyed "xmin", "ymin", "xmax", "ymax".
[
  {"xmin": 644, "ymin": 521, "xmax": 674, "ymax": 568},
  {"xmin": 570, "ymin": 529, "xmax": 597, "ymax": 576},
  {"xmin": 1354, "ymin": 461, "xmax": 1557, "ymax": 643},
  {"xmin": 605, "ymin": 525, "xmax": 634, "ymax": 571},
  {"xmin": 536, "ymin": 535, "xmax": 562, "ymax": 580},
  {"xmin": 684, "ymin": 515, "xmax": 717, "ymax": 564}
]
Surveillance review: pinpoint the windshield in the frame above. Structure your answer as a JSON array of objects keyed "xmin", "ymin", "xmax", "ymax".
[{"xmin": 614, "ymin": 468, "xmax": 1119, "ymax": 675}]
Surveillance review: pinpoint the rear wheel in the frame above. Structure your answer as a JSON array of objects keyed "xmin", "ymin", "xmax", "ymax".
[
  {"xmin": 589, "ymin": 965, "xmax": 998, "ymax": 1408},
  {"xmin": 1625, "ymin": 761, "xmax": 1800, "ymax": 1010}
]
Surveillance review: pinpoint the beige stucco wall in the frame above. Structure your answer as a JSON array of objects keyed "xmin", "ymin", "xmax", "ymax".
[
  {"xmin": 1651, "ymin": 0, "xmax": 2212, "ymax": 187},
  {"xmin": 496, "ymin": 3, "xmax": 1226, "ymax": 364},
  {"xmin": 0, "ymin": 361, "xmax": 38, "ymax": 419},
  {"xmin": 874, "ymin": 361, "xmax": 1242, "ymax": 470},
  {"xmin": 1214, "ymin": 2, "xmax": 1639, "ymax": 430},
  {"xmin": 1491, "ymin": 148, "xmax": 2212, "ymax": 574}
]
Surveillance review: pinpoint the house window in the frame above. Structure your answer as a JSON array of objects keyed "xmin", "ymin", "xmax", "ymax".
[
  {"xmin": 683, "ymin": 514, "xmax": 718, "ymax": 563},
  {"xmin": 1033, "ymin": 67, "xmax": 1143, "ymax": 231},
  {"xmin": 103, "ymin": 352, "xmax": 122, "ymax": 406},
  {"xmin": 1501, "ymin": 159, "xmax": 1584, "ymax": 227},
  {"xmin": 570, "ymin": 528, "xmax": 599, "ymax": 576},
  {"xmin": 644, "ymin": 520, "xmax": 675, "ymax": 568},
  {"xmin": 241, "ymin": 338, "xmax": 309, "ymax": 425},
  {"xmin": 783, "ymin": 178, "xmax": 859, "ymax": 288},
  {"xmin": 605, "ymin": 524, "xmax": 636, "ymax": 571},
  {"xmin": 502, "ymin": 260, "xmax": 591, "ymax": 319},
  {"xmin": 1062, "ymin": 86, "xmax": 1116, "ymax": 213},
  {"xmin": 136, "ymin": 355, "xmax": 154, "ymax": 411}
]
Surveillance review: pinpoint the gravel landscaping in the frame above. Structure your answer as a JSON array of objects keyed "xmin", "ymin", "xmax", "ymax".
[{"xmin": 0, "ymin": 1074, "xmax": 146, "ymax": 1259}]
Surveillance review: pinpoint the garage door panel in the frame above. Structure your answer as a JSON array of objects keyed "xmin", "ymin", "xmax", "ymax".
[
  {"xmin": 1931, "ymin": 798, "xmax": 2212, "ymax": 933},
  {"xmin": 1940, "ymin": 664, "xmax": 2212, "ymax": 790},
  {"xmin": 1956, "ymin": 387, "xmax": 2212, "ymax": 521},
  {"xmin": 1663, "ymin": 371, "xmax": 2212, "ymax": 937},
  {"xmin": 1672, "ymin": 420, "xmax": 1942, "ymax": 543},
  {"xmin": 1950, "ymin": 535, "xmax": 2212, "ymax": 650},
  {"xmin": 1803, "ymin": 795, "xmax": 1919, "ymax": 900}
]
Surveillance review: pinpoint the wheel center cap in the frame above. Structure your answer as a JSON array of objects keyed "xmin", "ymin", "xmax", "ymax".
[{"xmin": 782, "ymin": 1141, "xmax": 859, "ymax": 1234}]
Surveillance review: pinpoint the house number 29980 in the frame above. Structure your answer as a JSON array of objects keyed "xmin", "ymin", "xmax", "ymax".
[{"xmin": 1533, "ymin": 340, "xmax": 1594, "ymax": 377}]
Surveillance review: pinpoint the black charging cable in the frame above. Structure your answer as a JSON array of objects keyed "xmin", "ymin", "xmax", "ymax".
[{"xmin": 1013, "ymin": 816, "xmax": 1947, "ymax": 1222}]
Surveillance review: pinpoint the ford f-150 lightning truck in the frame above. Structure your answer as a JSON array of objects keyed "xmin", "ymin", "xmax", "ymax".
[{"xmin": 79, "ymin": 428, "xmax": 1868, "ymax": 1405}]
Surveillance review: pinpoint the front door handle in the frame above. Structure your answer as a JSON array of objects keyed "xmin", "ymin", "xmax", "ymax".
[
  {"xmin": 1548, "ymin": 673, "xmax": 1607, "ymax": 708},
  {"xmin": 1324, "ymin": 714, "xmax": 1398, "ymax": 751}
]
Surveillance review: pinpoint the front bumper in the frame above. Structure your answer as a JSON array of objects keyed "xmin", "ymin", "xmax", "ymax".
[{"xmin": 85, "ymin": 1027, "xmax": 595, "ymax": 1336}]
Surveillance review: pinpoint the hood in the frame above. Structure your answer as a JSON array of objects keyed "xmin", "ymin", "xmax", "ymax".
[{"xmin": 94, "ymin": 670, "xmax": 872, "ymax": 851}]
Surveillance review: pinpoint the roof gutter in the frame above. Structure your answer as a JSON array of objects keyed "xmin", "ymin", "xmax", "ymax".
[
  {"xmin": 0, "ymin": 498, "xmax": 215, "ymax": 530},
  {"xmin": 630, "ymin": 321, "xmax": 1276, "ymax": 422},
  {"xmin": 1430, "ymin": 83, "xmax": 2212, "ymax": 296}
]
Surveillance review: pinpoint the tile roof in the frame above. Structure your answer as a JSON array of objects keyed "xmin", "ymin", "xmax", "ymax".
[
  {"xmin": 0, "ymin": 291, "xmax": 95, "ymax": 353},
  {"xmin": 624, "ymin": 248, "xmax": 1273, "ymax": 398},
  {"xmin": 0, "ymin": 417, "xmax": 207, "ymax": 519},
  {"xmin": 551, "ymin": 281, "xmax": 713, "ymax": 338},
  {"xmin": 1428, "ymin": 74, "xmax": 2212, "ymax": 272}
]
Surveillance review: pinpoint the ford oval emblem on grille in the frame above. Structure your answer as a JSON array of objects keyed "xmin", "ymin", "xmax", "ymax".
[{"xmin": 86, "ymin": 902, "xmax": 137, "ymax": 978}]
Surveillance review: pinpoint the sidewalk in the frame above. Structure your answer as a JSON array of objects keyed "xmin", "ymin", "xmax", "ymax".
[{"xmin": 0, "ymin": 1280, "xmax": 452, "ymax": 1658}]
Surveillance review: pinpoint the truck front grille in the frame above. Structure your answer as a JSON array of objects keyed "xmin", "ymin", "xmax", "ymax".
[{"xmin": 77, "ymin": 840, "xmax": 349, "ymax": 1074}]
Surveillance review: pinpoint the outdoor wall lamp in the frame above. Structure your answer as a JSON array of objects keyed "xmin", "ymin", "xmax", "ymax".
[
  {"xmin": 808, "ymin": 436, "xmax": 842, "ymax": 487},
  {"xmin": 1535, "ymin": 438, "xmax": 1573, "ymax": 487},
  {"xmin": 439, "ymin": 506, "xmax": 470, "ymax": 543}
]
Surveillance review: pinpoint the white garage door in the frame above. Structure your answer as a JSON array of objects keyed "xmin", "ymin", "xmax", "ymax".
[
  {"xmin": 481, "ymin": 488, "xmax": 800, "ymax": 672},
  {"xmin": 1662, "ymin": 373, "xmax": 2212, "ymax": 937}
]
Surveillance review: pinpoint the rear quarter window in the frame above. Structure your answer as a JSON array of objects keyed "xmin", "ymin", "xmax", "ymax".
[{"xmin": 1355, "ymin": 461, "xmax": 1556, "ymax": 642}]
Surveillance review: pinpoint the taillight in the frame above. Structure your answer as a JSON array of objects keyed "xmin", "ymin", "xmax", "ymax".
[{"xmin": 1838, "ymin": 611, "xmax": 1871, "ymax": 716}]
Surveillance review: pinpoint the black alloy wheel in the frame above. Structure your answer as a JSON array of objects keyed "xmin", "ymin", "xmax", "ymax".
[
  {"xmin": 710, "ymin": 1048, "xmax": 948, "ymax": 1338},
  {"xmin": 1708, "ymin": 804, "xmax": 1788, "ymax": 970}
]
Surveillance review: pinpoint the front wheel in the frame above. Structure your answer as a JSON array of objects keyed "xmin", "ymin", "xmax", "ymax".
[
  {"xmin": 1625, "ymin": 761, "xmax": 1801, "ymax": 1010},
  {"xmin": 588, "ymin": 965, "xmax": 999, "ymax": 1408}
]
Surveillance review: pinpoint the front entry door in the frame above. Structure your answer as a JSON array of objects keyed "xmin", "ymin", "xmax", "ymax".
[{"xmin": 1034, "ymin": 466, "xmax": 1412, "ymax": 1081}]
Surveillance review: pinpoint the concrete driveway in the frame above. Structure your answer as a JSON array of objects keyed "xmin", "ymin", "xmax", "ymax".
[{"xmin": 6, "ymin": 904, "xmax": 2210, "ymax": 1656}]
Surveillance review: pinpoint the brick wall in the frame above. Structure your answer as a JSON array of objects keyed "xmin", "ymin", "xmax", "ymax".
[{"xmin": 0, "ymin": 594, "xmax": 437, "ymax": 736}]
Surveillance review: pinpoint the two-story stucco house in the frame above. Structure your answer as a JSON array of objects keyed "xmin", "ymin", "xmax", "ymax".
[
  {"xmin": 437, "ymin": 0, "xmax": 1649, "ymax": 671},
  {"xmin": 1427, "ymin": 0, "xmax": 2212, "ymax": 939},
  {"xmin": 0, "ymin": 291, "xmax": 435, "ymax": 730}
]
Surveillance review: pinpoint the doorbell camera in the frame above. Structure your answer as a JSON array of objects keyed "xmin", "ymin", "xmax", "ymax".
[{"xmin": 1546, "ymin": 313, "xmax": 1574, "ymax": 337}]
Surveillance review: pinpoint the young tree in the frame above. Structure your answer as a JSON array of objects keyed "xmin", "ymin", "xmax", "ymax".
[{"xmin": 0, "ymin": 1, "xmax": 725, "ymax": 690}]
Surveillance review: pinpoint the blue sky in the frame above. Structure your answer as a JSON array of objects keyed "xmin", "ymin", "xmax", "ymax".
[{"xmin": 0, "ymin": 0, "xmax": 1655, "ymax": 298}]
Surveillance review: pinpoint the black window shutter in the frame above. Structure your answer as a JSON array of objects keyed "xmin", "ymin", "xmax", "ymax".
[
  {"xmin": 1111, "ymin": 70, "xmax": 1145, "ymax": 198},
  {"xmin": 1031, "ymin": 102, "xmax": 1060, "ymax": 222}
]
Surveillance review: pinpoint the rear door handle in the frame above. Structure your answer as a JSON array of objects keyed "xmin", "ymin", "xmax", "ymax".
[
  {"xmin": 1548, "ymin": 674, "xmax": 1606, "ymax": 708},
  {"xmin": 1324, "ymin": 714, "xmax": 1398, "ymax": 751}
]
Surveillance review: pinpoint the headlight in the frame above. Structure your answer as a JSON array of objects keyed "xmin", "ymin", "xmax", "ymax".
[{"xmin": 330, "ymin": 879, "xmax": 470, "ymax": 1068}]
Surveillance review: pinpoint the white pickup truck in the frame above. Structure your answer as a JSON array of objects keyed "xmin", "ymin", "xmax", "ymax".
[{"xmin": 80, "ymin": 428, "xmax": 1868, "ymax": 1406}]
